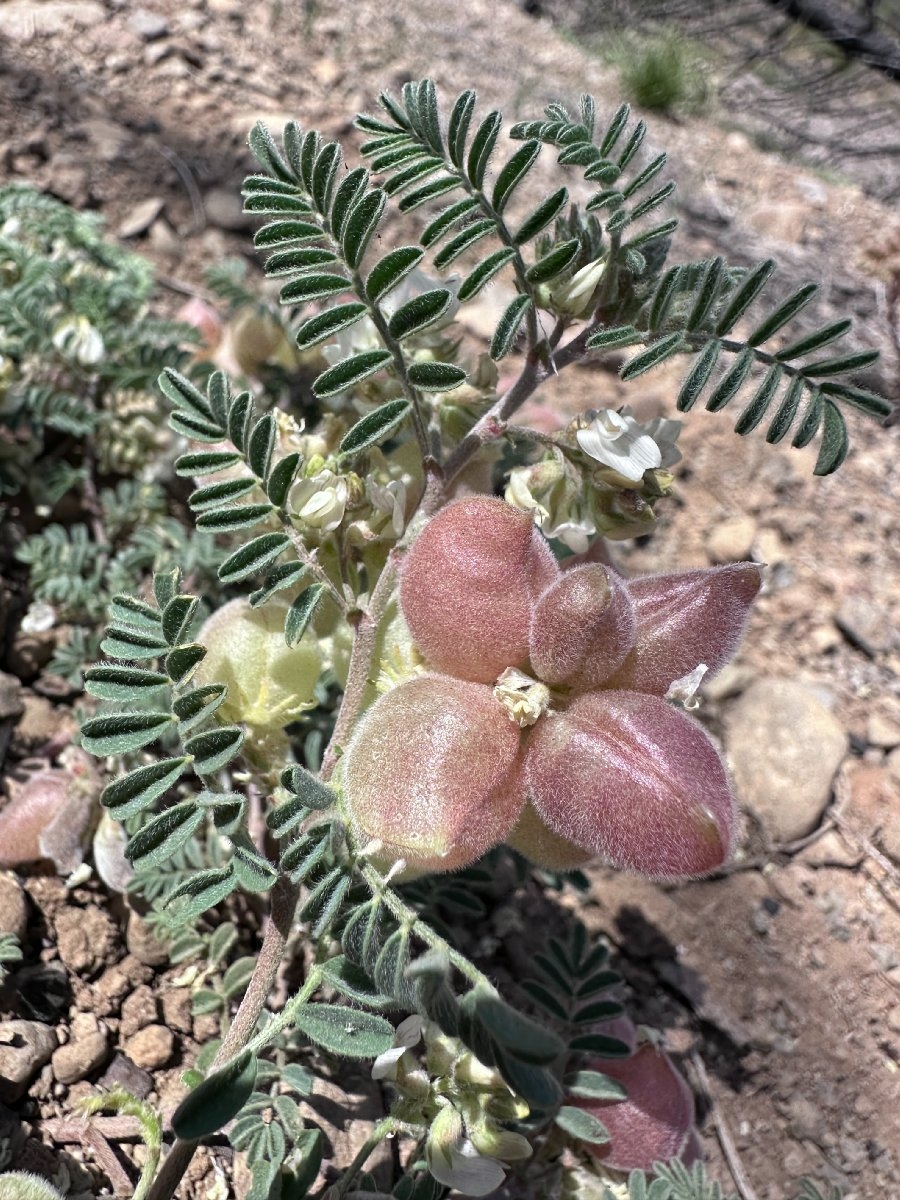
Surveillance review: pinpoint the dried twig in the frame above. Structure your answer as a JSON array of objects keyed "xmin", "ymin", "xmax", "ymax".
[{"xmin": 690, "ymin": 1051, "xmax": 761, "ymax": 1200}]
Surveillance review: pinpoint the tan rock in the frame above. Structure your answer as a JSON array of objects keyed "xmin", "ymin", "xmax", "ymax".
[
  {"xmin": 51, "ymin": 1014, "xmax": 108, "ymax": 1085},
  {"xmin": 725, "ymin": 678, "xmax": 848, "ymax": 842},
  {"xmin": 124, "ymin": 1024, "xmax": 175, "ymax": 1070}
]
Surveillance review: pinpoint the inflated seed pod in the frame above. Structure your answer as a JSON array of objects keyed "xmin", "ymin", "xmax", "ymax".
[
  {"xmin": 400, "ymin": 497, "xmax": 559, "ymax": 684},
  {"xmin": 572, "ymin": 1044, "xmax": 699, "ymax": 1172},
  {"xmin": 342, "ymin": 673, "xmax": 526, "ymax": 876},
  {"xmin": 606, "ymin": 563, "xmax": 761, "ymax": 695},
  {"xmin": 528, "ymin": 564, "xmax": 635, "ymax": 693},
  {"xmin": 0, "ymin": 1173, "xmax": 66, "ymax": 1200},
  {"xmin": 504, "ymin": 800, "xmax": 591, "ymax": 872},
  {"xmin": 525, "ymin": 691, "xmax": 736, "ymax": 879}
]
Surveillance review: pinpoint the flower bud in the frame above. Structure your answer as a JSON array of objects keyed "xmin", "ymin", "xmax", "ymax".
[
  {"xmin": 572, "ymin": 1044, "xmax": 698, "ymax": 1173},
  {"xmin": 400, "ymin": 497, "xmax": 559, "ymax": 684},
  {"xmin": 342, "ymin": 674, "xmax": 525, "ymax": 876},
  {"xmin": 529, "ymin": 565, "xmax": 635, "ymax": 692},
  {"xmin": 525, "ymin": 691, "xmax": 736, "ymax": 878},
  {"xmin": 548, "ymin": 256, "xmax": 607, "ymax": 317},
  {"xmin": 607, "ymin": 564, "xmax": 761, "ymax": 695}
]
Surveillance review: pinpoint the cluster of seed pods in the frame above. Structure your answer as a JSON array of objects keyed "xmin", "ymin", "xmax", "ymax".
[{"xmin": 342, "ymin": 497, "xmax": 760, "ymax": 880}]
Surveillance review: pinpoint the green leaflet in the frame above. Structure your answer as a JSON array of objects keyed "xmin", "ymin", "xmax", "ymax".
[
  {"xmin": 172, "ymin": 1051, "xmax": 259, "ymax": 1140},
  {"xmin": 291, "ymin": 1004, "xmax": 394, "ymax": 1059}
]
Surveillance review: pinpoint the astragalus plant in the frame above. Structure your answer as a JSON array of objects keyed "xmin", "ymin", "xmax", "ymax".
[{"xmin": 80, "ymin": 80, "xmax": 888, "ymax": 1200}]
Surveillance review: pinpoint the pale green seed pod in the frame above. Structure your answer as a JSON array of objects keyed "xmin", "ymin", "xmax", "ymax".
[{"xmin": 0, "ymin": 1172, "xmax": 66, "ymax": 1200}]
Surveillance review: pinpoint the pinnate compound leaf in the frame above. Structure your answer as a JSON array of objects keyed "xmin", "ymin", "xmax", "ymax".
[
  {"xmin": 279, "ymin": 273, "xmax": 350, "ymax": 305},
  {"xmin": 819, "ymin": 381, "xmax": 892, "ymax": 417},
  {"xmin": 173, "ymin": 685, "xmax": 228, "ymax": 735},
  {"xmin": 748, "ymin": 283, "xmax": 818, "ymax": 346},
  {"xmin": 296, "ymin": 303, "xmax": 368, "ymax": 349},
  {"xmin": 490, "ymin": 294, "xmax": 532, "ymax": 360},
  {"xmin": 492, "ymin": 140, "xmax": 541, "ymax": 213},
  {"xmin": 814, "ymin": 399, "xmax": 849, "ymax": 476},
  {"xmin": 291, "ymin": 1004, "xmax": 394, "ymax": 1059},
  {"xmin": 266, "ymin": 452, "xmax": 302, "ymax": 509},
  {"xmin": 555, "ymin": 1105, "xmax": 610, "ymax": 1145},
  {"xmin": 313, "ymin": 350, "xmax": 393, "ymax": 399},
  {"xmin": 101, "ymin": 626, "xmax": 169, "ymax": 661},
  {"xmin": 564, "ymin": 1070, "xmax": 627, "ymax": 1102},
  {"xmin": 285, "ymin": 585, "xmax": 326, "ymax": 647},
  {"xmin": 280, "ymin": 766, "xmax": 336, "ymax": 809},
  {"xmin": 158, "ymin": 368, "xmax": 214, "ymax": 423},
  {"xmin": 231, "ymin": 839, "xmax": 279, "ymax": 893},
  {"xmin": 101, "ymin": 757, "xmax": 189, "ymax": 820},
  {"xmin": 339, "ymin": 398, "xmax": 411, "ymax": 457},
  {"xmin": 525, "ymin": 239, "xmax": 580, "ymax": 284},
  {"xmin": 366, "ymin": 245, "xmax": 424, "ymax": 302},
  {"xmin": 513, "ymin": 187, "xmax": 569, "ymax": 245},
  {"xmin": 621, "ymin": 332, "xmax": 684, "ymax": 380},
  {"xmin": 166, "ymin": 866, "xmax": 236, "ymax": 921},
  {"xmin": 458, "ymin": 247, "xmax": 517, "ymax": 302},
  {"xmin": 249, "ymin": 562, "xmax": 308, "ymax": 607},
  {"xmin": 172, "ymin": 1051, "xmax": 258, "ymax": 1140},
  {"xmin": 127, "ymin": 802, "xmax": 204, "ymax": 866},
  {"xmin": 195, "ymin": 504, "xmax": 274, "ymax": 533},
  {"xmin": 407, "ymin": 362, "xmax": 467, "ymax": 391},
  {"xmin": 185, "ymin": 726, "xmax": 245, "ymax": 775},
  {"xmin": 82, "ymin": 712, "xmax": 173, "ymax": 756},
  {"xmin": 189, "ymin": 478, "xmax": 257, "ymax": 514},
  {"xmin": 219, "ymin": 534, "xmax": 291, "ymax": 583},
  {"xmin": 254, "ymin": 220, "xmax": 322, "ymax": 248},
  {"xmin": 84, "ymin": 666, "xmax": 169, "ymax": 700},
  {"xmin": 175, "ymin": 450, "xmax": 243, "ymax": 478},
  {"xmin": 342, "ymin": 189, "xmax": 387, "ymax": 269},
  {"xmin": 248, "ymin": 121, "xmax": 293, "ymax": 181},
  {"xmin": 165, "ymin": 644, "xmax": 207, "ymax": 686},
  {"xmin": 388, "ymin": 289, "xmax": 453, "ymax": 340},
  {"xmin": 162, "ymin": 596, "xmax": 198, "ymax": 647},
  {"xmin": 320, "ymin": 957, "xmax": 395, "ymax": 1009}
]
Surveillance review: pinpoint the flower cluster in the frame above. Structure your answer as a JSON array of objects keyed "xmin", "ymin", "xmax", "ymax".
[{"xmin": 341, "ymin": 497, "xmax": 760, "ymax": 880}]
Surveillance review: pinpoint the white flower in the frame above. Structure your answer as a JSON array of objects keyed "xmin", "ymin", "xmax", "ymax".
[
  {"xmin": 665, "ymin": 663, "xmax": 708, "ymax": 710},
  {"xmin": 291, "ymin": 470, "xmax": 348, "ymax": 532},
  {"xmin": 541, "ymin": 514, "xmax": 596, "ymax": 554},
  {"xmin": 576, "ymin": 409, "xmax": 663, "ymax": 483},
  {"xmin": 367, "ymin": 477, "xmax": 407, "ymax": 538},
  {"xmin": 20, "ymin": 600, "xmax": 56, "ymax": 634},
  {"xmin": 371, "ymin": 1014, "xmax": 424, "ymax": 1081},
  {"xmin": 493, "ymin": 668, "xmax": 551, "ymax": 728},
  {"xmin": 549, "ymin": 256, "xmax": 606, "ymax": 317},
  {"xmin": 642, "ymin": 414, "xmax": 683, "ymax": 468},
  {"xmin": 52, "ymin": 315, "xmax": 105, "ymax": 366},
  {"xmin": 426, "ymin": 1107, "xmax": 508, "ymax": 1198}
]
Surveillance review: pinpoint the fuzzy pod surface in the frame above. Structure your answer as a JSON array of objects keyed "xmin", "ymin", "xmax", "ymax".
[{"xmin": 400, "ymin": 496, "xmax": 559, "ymax": 683}]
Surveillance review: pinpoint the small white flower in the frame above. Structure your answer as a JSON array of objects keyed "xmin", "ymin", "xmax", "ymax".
[
  {"xmin": 291, "ymin": 470, "xmax": 348, "ymax": 532},
  {"xmin": 20, "ymin": 600, "xmax": 56, "ymax": 634},
  {"xmin": 371, "ymin": 1013, "xmax": 424, "ymax": 1080},
  {"xmin": 576, "ymin": 409, "xmax": 663, "ymax": 483},
  {"xmin": 541, "ymin": 514, "xmax": 596, "ymax": 554},
  {"xmin": 52, "ymin": 315, "xmax": 105, "ymax": 366},
  {"xmin": 642, "ymin": 414, "xmax": 683, "ymax": 468},
  {"xmin": 665, "ymin": 663, "xmax": 708, "ymax": 710},
  {"xmin": 427, "ymin": 1107, "xmax": 508, "ymax": 1198},
  {"xmin": 493, "ymin": 667, "xmax": 551, "ymax": 728},
  {"xmin": 367, "ymin": 477, "xmax": 407, "ymax": 538}
]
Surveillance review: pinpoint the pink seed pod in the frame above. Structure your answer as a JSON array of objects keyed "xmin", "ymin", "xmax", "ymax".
[
  {"xmin": 529, "ymin": 565, "xmax": 635, "ymax": 692},
  {"xmin": 525, "ymin": 691, "xmax": 736, "ymax": 879},
  {"xmin": 607, "ymin": 564, "xmax": 761, "ymax": 696},
  {"xmin": 505, "ymin": 801, "xmax": 592, "ymax": 871},
  {"xmin": 400, "ymin": 497, "xmax": 559, "ymax": 684},
  {"xmin": 574, "ymin": 1044, "xmax": 699, "ymax": 1172},
  {"xmin": 342, "ymin": 674, "xmax": 526, "ymax": 876}
]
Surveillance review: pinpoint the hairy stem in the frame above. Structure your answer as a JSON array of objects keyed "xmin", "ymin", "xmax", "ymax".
[
  {"xmin": 144, "ymin": 876, "xmax": 299, "ymax": 1200},
  {"xmin": 319, "ymin": 1116, "xmax": 397, "ymax": 1199}
]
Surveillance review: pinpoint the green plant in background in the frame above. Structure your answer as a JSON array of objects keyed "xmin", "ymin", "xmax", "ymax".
[
  {"xmin": 76, "ymin": 80, "xmax": 890, "ymax": 1200},
  {"xmin": 601, "ymin": 28, "xmax": 712, "ymax": 116}
]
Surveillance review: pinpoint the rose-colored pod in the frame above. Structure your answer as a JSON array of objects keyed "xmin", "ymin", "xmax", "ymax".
[
  {"xmin": 400, "ymin": 497, "xmax": 559, "ymax": 684},
  {"xmin": 607, "ymin": 564, "xmax": 761, "ymax": 695},
  {"xmin": 574, "ymin": 1044, "xmax": 699, "ymax": 1172},
  {"xmin": 525, "ymin": 691, "xmax": 736, "ymax": 878},
  {"xmin": 529, "ymin": 565, "xmax": 635, "ymax": 692},
  {"xmin": 505, "ymin": 801, "xmax": 592, "ymax": 872},
  {"xmin": 342, "ymin": 674, "xmax": 526, "ymax": 876}
]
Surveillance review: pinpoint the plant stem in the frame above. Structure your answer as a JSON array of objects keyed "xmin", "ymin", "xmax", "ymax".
[
  {"xmin": 320, "ymin": 545, "xmax": 402, "ymax": 781},
  {"xmin": 144, "ymin": 876, "xmax": 299, "ymax": 1200},
  {"xmin": 320, "ymin": 1116, "xmax": 397, "ymax": 1199},
  {"xmin": 360, "ymin": 863, "xmax": 486, "ymax": 988}
]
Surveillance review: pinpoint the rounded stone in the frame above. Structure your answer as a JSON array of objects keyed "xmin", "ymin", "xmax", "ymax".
[
  {"xmin": 725, "ymin": 678, "xmax": 848, "ymax": 842},
  {"xmin": 123, "ymin": 1024, "xmax": 175, "ymax": 1070},
  {"xmin": 51, "ymin": 1014, "xmax": 108, "ymax": 1085},
  {"xmin": 0, "ymin": 872, "xmax": 28, "ymax": 941}
]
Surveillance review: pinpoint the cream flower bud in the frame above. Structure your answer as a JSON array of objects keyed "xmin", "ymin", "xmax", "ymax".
[
  {"xmin": 549, "ymin": 256, "xmax": 607, "ymax": 317},
  {"xmin": 292, "ymin": 471, "xmax": 348, "ymax": 533},
  {"xmin": 52, "ymin": 315, "xmax": 105, "ymax": 365}
]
